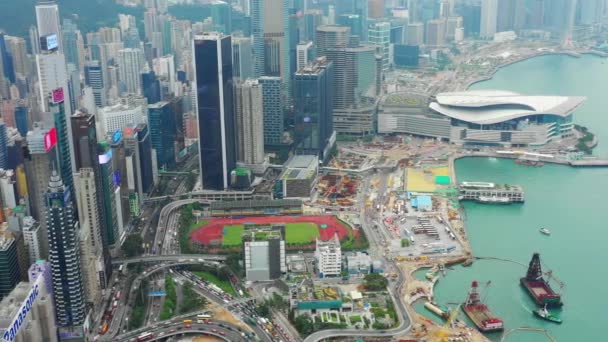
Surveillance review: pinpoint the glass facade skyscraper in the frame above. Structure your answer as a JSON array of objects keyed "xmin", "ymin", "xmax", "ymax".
[
  {"xmin": 45, "ymin": 171, "xmax": 85, "ymax": 327},
  {"xmin": 148, "ymin": 101, "xmax": 176, "ymax": 169},
  {"xmin": 259, "ymin": 77, "xmax": 284, "ymax": 145},
  {"xmin": 193, "ymin": 33, "xmax": 236, "ymax": 190},
  {"xmin": 294, "ymin": 58, "xmax": 334, "ymax": 161}
]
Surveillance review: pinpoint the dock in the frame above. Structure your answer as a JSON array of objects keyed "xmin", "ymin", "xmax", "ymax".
[
  {"xmin": 569, "ymin": 159, "xmax": 608, "ymax": 167},
  {"xmin": 458, "ymin": 182, "xmax": 525, "ymax": 203}
]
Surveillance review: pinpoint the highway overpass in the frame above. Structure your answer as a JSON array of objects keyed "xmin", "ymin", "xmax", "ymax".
[{"xmin": 112, "ymin": 254, "xmax": 226, "ymax": 265}]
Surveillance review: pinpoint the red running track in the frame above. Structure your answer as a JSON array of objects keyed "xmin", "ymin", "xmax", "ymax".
[{"xmin": 190, "ymin": 215, "xmax": 350, "ymax": 245}]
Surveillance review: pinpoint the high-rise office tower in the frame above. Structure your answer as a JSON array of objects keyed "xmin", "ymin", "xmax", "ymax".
[
  {"xmin": 73, "ymin": 169, "xmax": 104, "ymax": 307},
  {"xmin": 250, "ymin": 0, "xmax": 265, "ymax": 77},
  {"xmin": 0, "ymin": 229, "xmax": 21, "ymax": 298},
  {"xmin": 45, "ymin": 171, "xmax": 85, "ymax": 327},
  {"xmin": 49, "ymin": 91, "xmax": 75, "ymax": 198},
  {"xmin": 29, "ymin": 26, "xmax": 41, "ymax": 55},
  {"xmin": 232, "ymin": 37, "xmax": 254, "ymax": 81},
  {"xmin": 234, "ymin": 79, "xmax": 265, "ymax": 166},
  {"xmin": 426, "ymin": 19, "xmax": 446, "ymax": 46},
  {"xmin": 369, "ymin": 21, "xmax": 391, "ymax": 71},
  {"xmin": 480, "ymin": 0, "xmax": 498, "ymax": 39},
  {"xmin": 0, "ymin": 34, "xmax": 15, "ymax": 84},
  {"xmin": 297, "ymin": 42, "xmax": 314, "ymax": 71},
  {"xmin": 294, "ymin": 57, "xmax": 334, "ymax": 161},
  {"xmin": 368, "ymin": 0, "xmax": 386, "ymax": 19},
  {"xmin": 97, "ymin": 146, "xmax": 120, "ymax": 246},
  {"xmin": 325, "ymin": 44, "xmax": 376, "ymax": 110},
  {"xmin": 316, "ymin": 25, "xmax": 350, "ymax": 58},
  {"xmin": 24, "ymin": 123, "xmax": 55, "ymax": 258},
  {"xmin": 5, "ymin": 36, "xmax": 29, "ymax": 78},
  {"xmin": 84, "ymin": 60, "xmax": 107, "ymax": 107},
  {"xmin": 147, "ymin": 101, "xmax": 177, "ymax": 169},
  {"xmin": 71, "ymin": 111, "xmax": 110, "ymax": 283},
  {"xmin": 141, "ymin": 70, "xmax": 161, "ymax": 104},
  {"xmin": 259, "ymin": 77, "xmax": 284, "ymax": 146},
  {"xmin": 134, "ymin": 124, "xmax": 154, "ymax": 195},
  {"xmin": 263, "ymin": 0, "xmax": 291, "ymax": 95},
  {"xmin": 0, "ymin": 120, "xmax": 7, "ymax": 170},
  {"xmin": 117, "ymin": 48, "xmax": 145, "ymax": 95},
  {"xmin": 193, "ymin": 33, "xmax": 236, "ymax": 190},
  {"xmin": 62, "ymin": 19, "xmax": 80, "ymax": 71},
  {"xmin": 35, "ymin": 0, "xmax": 62, "ymax": 52},
  {"xmin": 302, "ymin": 10, "xmax": 323, "ymax": 43},
  {"xmin": 35, "ymin": 51, "xmax": 72, "ymax": 115}
]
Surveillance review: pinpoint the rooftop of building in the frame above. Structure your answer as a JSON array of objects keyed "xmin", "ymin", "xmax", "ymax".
[
  {"xmin": 0, "ymin": 282, "xmax": 31, "ymax": 322},
  {"xmin": 280, "ymin": 155, "xmax": 319, "ymax": 181},
  {"xmin": 316, "ymin": 25, "xmax": 350, "ymax": 33},
  {"xmin": 296, "ymin": 57, "xmax": 332, "ymax": 75},
  {"xmin": 430, "ymin": 90, "xmax": 586, "ymax": 125}
]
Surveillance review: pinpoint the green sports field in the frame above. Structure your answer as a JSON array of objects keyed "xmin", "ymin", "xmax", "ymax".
[
  {"xmin": 222, "ymin": 225, "xmax": 244, "ymax": 246},
  {"xmin": 285, "ymin": 222, "xmax": 319, "ymax": 243}
]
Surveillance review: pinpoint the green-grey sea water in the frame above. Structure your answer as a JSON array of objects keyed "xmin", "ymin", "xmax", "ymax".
[{"xmin": 430, "ymin": 55, "xmax": 608, "ymax": 341}]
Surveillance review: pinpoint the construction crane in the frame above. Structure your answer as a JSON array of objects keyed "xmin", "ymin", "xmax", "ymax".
[{"xmin": 434, "ymin": 304, "xmax": 461, "ymax": 341}]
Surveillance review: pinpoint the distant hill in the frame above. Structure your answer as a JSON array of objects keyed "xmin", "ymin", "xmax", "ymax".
[{"xmin": 0, "ymin": 0, "xmax": 142, "ymax": 38}]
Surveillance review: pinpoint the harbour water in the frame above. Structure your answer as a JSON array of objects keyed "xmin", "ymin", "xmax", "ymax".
[{"xmin": 431, "ymin": 55, "xmax": 608, "ymax": 341}]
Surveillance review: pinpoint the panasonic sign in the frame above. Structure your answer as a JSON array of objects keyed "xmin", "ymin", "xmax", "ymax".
[{"xmin": 2, "ymin": 284, "xmax": 40, "ymax": 342}]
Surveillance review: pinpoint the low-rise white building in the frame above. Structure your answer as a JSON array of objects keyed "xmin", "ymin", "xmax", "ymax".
[{"xmin": 316, "ymin": 234, "xmax": 342, "ymax": 278}]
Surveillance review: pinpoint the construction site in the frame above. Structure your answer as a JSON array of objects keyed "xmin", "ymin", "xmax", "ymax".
[{"xmin": 315, "ymin": 173, "xmax": 360, "ymax": 207}]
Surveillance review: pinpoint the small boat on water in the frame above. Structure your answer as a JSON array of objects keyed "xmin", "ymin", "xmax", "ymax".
[
  {"xmin": 539, "ymin": 228, "xmax": 551, "ymax": 235},
  {"xmin": 533, "ymin": 304, "xmax": 562, "ymax": 324}
]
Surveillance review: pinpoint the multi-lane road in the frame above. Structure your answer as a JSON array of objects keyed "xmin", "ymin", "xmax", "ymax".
[{"xmin": 116, "ymin": 320, "xmax": 247, "ymax": 342}]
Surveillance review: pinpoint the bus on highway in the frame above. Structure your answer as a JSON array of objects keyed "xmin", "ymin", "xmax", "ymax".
[
  {"xmin": 136, "ymin": 332, "xmax": 154, "ymax": 342},
  {"xmin": 98, "ymin": 322, "xmax": 108, "ymax": 335},
  {"xmin": 183, "ymin": 319, "xmax": 193, "ymax": 325},
  {"xmin": 196, "ymin": 314, "xmax": 212, "ymax": 322}
]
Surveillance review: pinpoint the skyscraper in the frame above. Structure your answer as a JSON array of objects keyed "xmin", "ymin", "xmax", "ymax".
[
  {"xmin": 24, "ymin": 123, "xmax": 55, "ymax": 258},
  {"xmin": 45, "ymin": 171, "xmax": 85, "ymax": 327},
  {"xmin": 234, "ymin": 79, "xmax": 265, "ymax": 166},
  {"xmin": 117, "ymin": 48, "xmax": 145, "ymax": 95},
  {"xmin": 294, "ymin": 58, "xmax": 335, "ymax": 161},
  {"xmin": 49, "ymin": 91, "xmax": 75, "ymax": 198},
  {"xmin": 369, "ymin": 21, "xmax": 391, "ymax": 71},
  {"xmin": 0, "ymin": 120, "xmax": 7, "ymax": 170},
  {"xmin": 61, "ymin": 19, "xmax": 80, "ymax": 71},
  {"xmin": 369, "ymin": 0, "xmax": 386, "ymax": 19},
  {"xmin": 250, "ymin": 0, "xmax": 265, "ymax": 77},
  {"xmin": 426, "ymin": 19, "xmax": 446, "ymax": 46},
  {"xmin": 84, "ymin": 60, "xmax": 107, "ymax": 107},
  {"xmin": 296, "ymin": 42, "xmax": 314, "ymax": 71},
  {"xmin": 259, "ymin": 77, "xmax": 284, "ymax": 146},
  {"xmin": 193, "ymin": 33, "xmax": 236, "ymax": 190},
  {"xmin": 141, "ymin": 70, "xmax": 161, "ymax": 104},
  {"xmin": 232, "ymin": 37, "xmax": 254, "ymax": 81},
  {"xmin": 325, "ymin": 44, "xmax": 376, "ymax": 110},
  {"xmin": 316, "ymin": 25, "xmax": 350, "ymax": 58},
  {"xmin": 480, "ymin": 0, "xmax": 498, "ymax": 39},
  {"xmin": 35, "ymin": 0, "xmax": 62, "ymax": 52},
  {"xmin": 263, "ymin": 0, "xmax": 291, "ymax": 94},
  {"xmin": 147, "ymin": 102, "xmax": 176, "ymax": 169}
]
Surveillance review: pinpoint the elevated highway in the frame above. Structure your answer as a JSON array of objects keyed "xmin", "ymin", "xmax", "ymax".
[
  {"xmin": 116, "ymin": 321, "xmax": 247, "ymax": 342},
  {"xmin": 111, "ymin": 254, "xmax": 226, "ymax": 265}
]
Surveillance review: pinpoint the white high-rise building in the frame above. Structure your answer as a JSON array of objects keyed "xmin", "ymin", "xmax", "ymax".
[
  {"xmin": 480, "ymin": 0, "xmax": 498, "ymax": 39},
  {"xmin": 315, "ymin": 234, "xmax": 342, "ymax": 277},
  {"xmin": 369, "ymin": 21, "xmax": 391, "ymax": 70},
  {"xmin": 35, "ymin": 0, "xmax": 62, "ymax": 51},
  {"xmin": 117, "ymin": 48, "xmax": 145, "ymax": 95},
  {"xmin": 35, "ymin": 53, "xmax": 71, "ymax": 115},
  {"xmin": 73, "ymin": 169, "xmax": 103, "ymax": 255},
  {"xmin": 97, "ymin": 103, "xmax": 145, "ymax": 137},
  {"xmin": 234, "ymin": 79, "xmax": 265, "ymax": 166},
  {"xmin": 297, "ymin": 41, "xmax": 314, "ymax": 71}
]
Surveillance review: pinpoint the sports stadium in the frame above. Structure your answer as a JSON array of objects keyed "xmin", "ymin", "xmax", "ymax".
[{"xmin": 190, "ymin": 215, "xmax": 355, "ymax": 249}]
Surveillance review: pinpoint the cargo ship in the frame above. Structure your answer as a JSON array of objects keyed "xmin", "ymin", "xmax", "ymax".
[
  {"xmin": 520, "ymin": 253, "xmax": 563, "ymax": 308},
  {"xmin": 462, "ymin": 281, "xmax": 504, "ymax": 333}
]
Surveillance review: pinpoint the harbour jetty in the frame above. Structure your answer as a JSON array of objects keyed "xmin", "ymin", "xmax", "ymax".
[{"xmin": 458, "ymin": 181, "xmax": 524, "ymax": 203}]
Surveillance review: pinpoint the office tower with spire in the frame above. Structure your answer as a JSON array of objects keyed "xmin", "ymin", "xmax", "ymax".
[
  {"xmin": 193, "ymin": 33, "xmax": 236, "ymax": 190},
  {"xmin": 49, "ymin": 90, "xmax": 75, "ymax": 198},
  {"xmin": 45, "ymin": 170, "xmax": 85, "ymax": 327}
]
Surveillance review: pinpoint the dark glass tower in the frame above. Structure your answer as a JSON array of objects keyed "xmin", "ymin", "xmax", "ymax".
[
  {"xmin": 141, "ymin": 70, "xmax": 161, "ymax": 104},
  {"xmin": 193, "ymin": 33, "xmax": 236, "ymax": 190},
  {"xmin": 46, "ymin": 171, "xmax": 85, "ymax": 326},
  {"xmin": 148, "ymin": 101, "xmax": 176, "ymax": 169},
  {"xmin": 50, "ymin": 92, "xmax": 75, "ymax": 200},
  {"xmin": 294, "ymin": 58, "xmax": 334, "ymax": 161}
]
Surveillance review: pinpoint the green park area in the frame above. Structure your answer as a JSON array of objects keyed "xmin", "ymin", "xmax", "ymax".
[{"xmin": 194, "ymin": 271, "xmax": 237, "ymax": 296}]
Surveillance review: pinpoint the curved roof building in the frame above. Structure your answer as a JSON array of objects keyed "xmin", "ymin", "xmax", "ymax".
[
  {"xmin": 430, "ymin": 90, "xmax": 586, "ymax": 125},
  {"xmin": 377, "ymin": 90, "xmax": 586, "ymax": 147}
]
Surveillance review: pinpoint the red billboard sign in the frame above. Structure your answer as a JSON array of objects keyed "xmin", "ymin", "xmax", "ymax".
[
  {"xmin": 51, "ymin": 88, "xmax": 64, "ymax": 104},
  {"xmin": 44, "ymin": 128, "xmax": 58, "ymax": 152}
]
